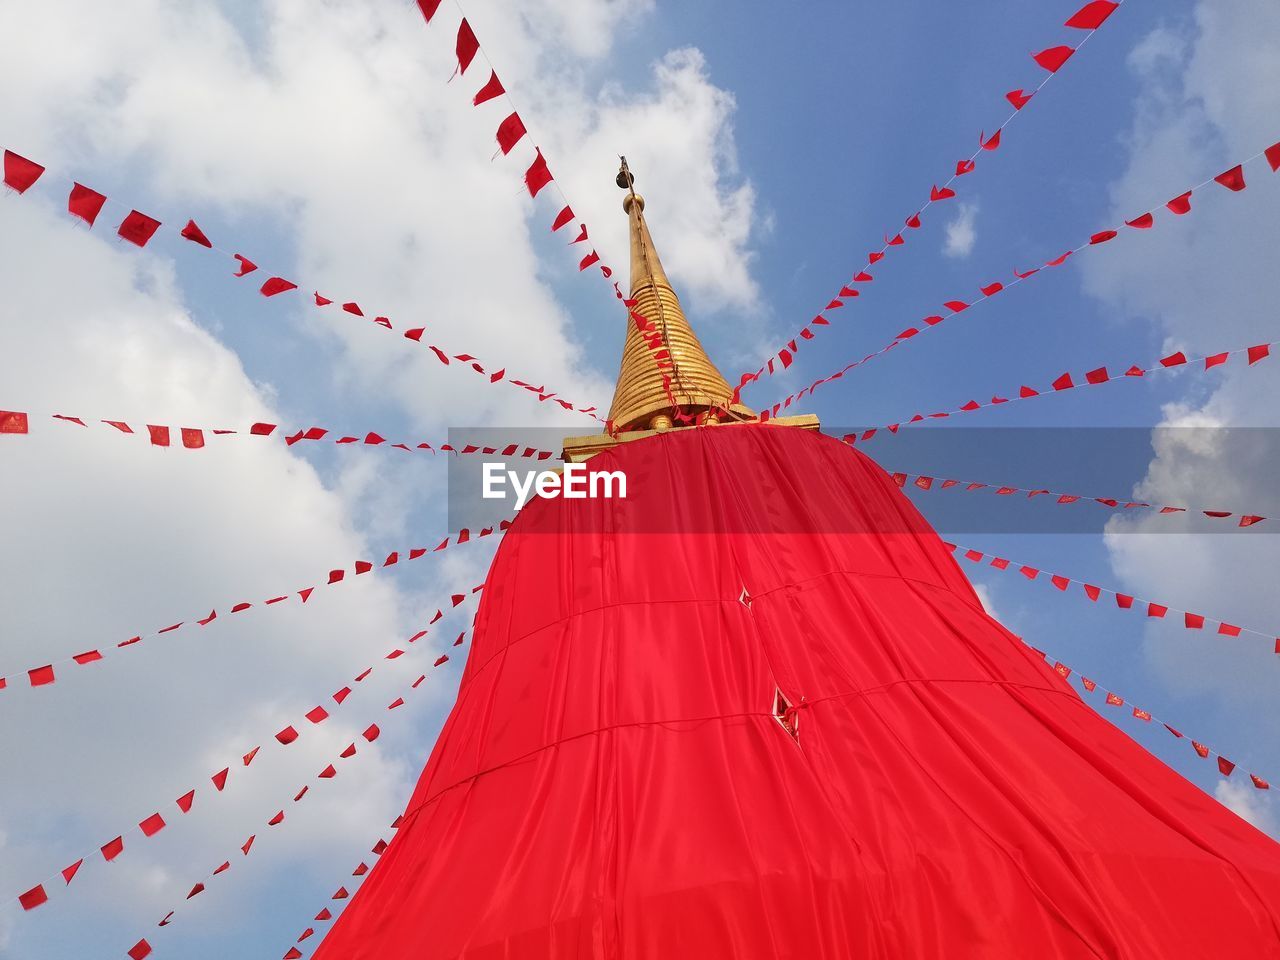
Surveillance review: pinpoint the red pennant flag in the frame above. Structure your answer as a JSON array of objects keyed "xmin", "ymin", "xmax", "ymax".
[
  {"xmin": 18, "ymin": 884, "xmax": 48, "ymax": 910},
  {"xmin": 284, "ymin": 950, "xmax": 304, "ymax": 960},
  {"xmin": 1081, "ymin": 677, "xmax": 1097, "ymax": 692},
  {"xmin": 3, "ymin": 150, "xmax": 45, "ymax": 193},
  {"xmin": 177, "ymin": 789, "xmax": 195, "ymax": 813},
  {"xmin": 1205, "ymin": 352, "xmax": 1229, "ymax": 370},
  {"xmin": 1, "ymin": 410, "xmax": 29, "ymax": 434},
  {"xmin": 980, "ymin": 282, "xmax": 1004, "ymax": 297},
  {"xmin": 139, "ymin": 812, "xmax": 166, "ymax": 837},
  {"xmin": 1252, "ymin": 774, "xmax": 1270, "ymax": 790},
  {"xmin": 1166, "ymin": 191, "xmax": 1192, "ymax": 215},
  {"xmin": 333, "ymin": 886, "xmax": 350, "ymax": 900},
  {"xmin": 1218, "ymin": 756, "xmax": 1236, "ymax": 777},
  {"xmin": 181, "ymin": 427, "xmax": 205, "ymax": 449},
  {"xmin": 1051, "ymin": 372, "xmax": 1074, "ymax": 391},
  {"xmin": 363, "ymin": 723, "xmax": 380, "ymax": 742},
  {"xmin": 1116, "ymin": 594, "xmax": 1135, "ymax": 609},
  {"xmin": 1147, "ymin": 603, "xmax": 1168, "ymax": 619},
  {"xmin": 1085, "ymin": 366, "xmax": 1109, "ymax": 384},
  {"xmin": 579, "ymin": 250, "xmax": 600, "ymax": 271},
  {"xmin": 551, "ymin": 205, "xmax": 574, "ymax": 231},
  {"xmin": 1005, "ymin": 89, "xmax": 1033, "ymax": 110},
  {"xmin": 416, "ymin": 0, "xmax": 444, "ymax": 21},
  {"xmin": 1083, "ymin": 584, "xmax": 1102, "ymax": 601},
  {"xmin": 62, "ymin": 859, "xmax": 83, "ymax": 884},
  {"xmin": 473, "ymin": 69, "xmax": 504, "ymax": 105},
  {"xmin": 117, "ymin": 210, "xmax": 161, "ymax": 247},
  {"xmin": 1160, "ymin": 351, "xmax": 1188, "ymax": 367},
  {"xmin": 260, "ymin": 277, "xmax": 298, "ymax": 297},
  {"xmin": 496, "ymin": 112, "xmax": 526, "ymax": 155},
  {"xmin": 28, "ymin": 664, "xmax": 55, "ymax": 686},
  {"xmin": 180, "ymin": 219, "xmax": 212, "ymax": 247},
  {"xmin": 1247, "ymin": 343, "xmax": 1271, "ymax": 364},
  {"xmin": 1125, "ymin": 212, "xmax": 1154, "ymax": 229},
  {"xmin": 524, "ymin": 149, "xmax": 553, "ymax": 198},
  {"xmin": 276, "ymin": 725, "xmax": 300, "ymax": 745},
  {"xmin": 67, "ymin": 183, "xmax": 108, "ymax": 226},
  {"xmin": 1105, "ymin": 692, "xmax": 1124, "ymax": 706},
  {"xmin": 1213, "ymin": 164, "xmax": 1246, "ymax": 192},
  {"xmin": 268, "ymin": 810, "xmax": 285, "ymax": 826},
  {"xmin": 1267, "ymin": 141, "xmax": 1280, "ymax": 172},
  {"xmin": 980, "ymin": 129, "xmax": 1001, "ymax": 151},
  {"xmin": 212, "ymin": 767, "xmax": 230, "ymax": 791},
  {"xmin": 956, "ymin": 159, "xmax": 976, "ymax": 176},
  {"xmin": 1051, "ymin": 575, "xmax": 1071, "ymax": 591},
  {"xmin": 101, "ymin": 836, "xmax": 124, "ymax": 861},
  {"xmin": 128, "ymin": 939, "xmax": 153, "ymax": 960},
  {"xmin": 1089, "ymin": 229, "xmax": 1117, "ymax": 244},
  {"xmin": 1184, "ymin": 612, "xmax": 1205, "ymax": 629},
  {"xmin": 456, "ymin": 19, "xmax": 479, "ymax": 74},
  {"xmin": 147, "ymin": 424, "xmax": 171, "ymax": 447},
  {"xmin": 1033, "ymin": 46, "xmax": 1075, "ymax": 73},
  {"xmin": 1066, "ymin": 1, "xmax": 1119, "ymax": 29},
  {"xmin": 1133, "ymin": 708, "xmax": 1152, "ymax": 722}
]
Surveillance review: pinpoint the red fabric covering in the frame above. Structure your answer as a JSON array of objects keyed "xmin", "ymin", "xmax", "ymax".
[{"xmin": 315, "ymin": 426, "xmax": 1280, "ymax": 959}]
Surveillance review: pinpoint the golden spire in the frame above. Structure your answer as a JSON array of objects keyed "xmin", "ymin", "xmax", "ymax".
[{"xmin": 606, "ymin": 158, "xmax": 755, "ymax": 433}]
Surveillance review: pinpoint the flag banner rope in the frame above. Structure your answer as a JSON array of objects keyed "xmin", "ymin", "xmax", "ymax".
[
  {"xmin": 882, "ymin": 467, "xmax": 1266, "ymax": 528},
  {"xmin": 1022, "ymin": 640, "xmax": 1271, "ymax": 790},
  {"xmin": 9, "ymin": 588, "xmax": 480, "ymax": 921},
  {"xmin": 410, "ymin": 2, "xmax": 688, "ymax": 432},
  {"xmin": 946, "ymin": 540, "xmax": 1280, "ymax": 651},
  {"xmin": 839, "ymin": 339, "xmax": 1276, "ymax": 440},
  {"xmin": 0, "ymin": 520, "xmax": 507, "ymax": 694},
  {"xmin": 115, "ymin": 623, "xmax": 474, "ymax": 960},
  {"xmin": 0, "ymin": 149, "xmax": 605, "ymax": 424},
  {"xmin": 0, "ymin": 408, "xmax": 557, "ymax": 460},
  {"xmin": 277, "ymin": 829, "xmax": 393, "ymax": 959},
  {"xmin": 732, "ymin": 0, "xmax": 1130, "ymax": 395},
  {"xmin": 750, "ymin": 139, "xmax": 1280, "ymax": 417}
]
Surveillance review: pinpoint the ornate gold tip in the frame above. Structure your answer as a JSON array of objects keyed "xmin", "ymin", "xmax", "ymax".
[{"xmin": 604, "ymin": 160, "xmax": 754, "ymax": 433}]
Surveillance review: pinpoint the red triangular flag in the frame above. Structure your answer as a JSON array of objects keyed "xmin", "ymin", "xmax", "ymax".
[
  {"xmin": 473, "ymin": 69, "xmax": 504, "ymax": 105},
  {"xmin": 456, "ymin": 19, "xmax": 479, "ymax": 75},
  {"xmin": 68, "ymin": 183, "xmax": 108, "ymax": 226},
  {"xmin": 495, "ymin": 112, "xmax": 527, "ymax": 155},
  {"xmin": 117, "ymin": 210, "xmax": 162, "ymax": 247},
  {"xmin": 524, "ymin": 149, "xmax": 553, "ymax": 198},
  {"xmin": 1214, "ymin": 164, "xmax": 1246, "ymax": 192},
  {"xmin": 3, "ymin": 150, "xmax": 45, "ymax": 193},
  {"xmin": 1033, "ymin": 46, "xmax": 1075, "ymax": 73},
  {"xmin": 1065, "ymin": 1, "xmax": 1119, "ymax": 29}
]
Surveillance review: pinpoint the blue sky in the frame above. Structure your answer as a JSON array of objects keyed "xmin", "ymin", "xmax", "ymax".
[{"xmin": 1, "ymin": 0, "xmax": 1278, "ymax": 957}]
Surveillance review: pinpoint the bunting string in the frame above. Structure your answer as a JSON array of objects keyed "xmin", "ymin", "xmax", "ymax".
[
  {"xmin": 1022, "ymin": 641, "xmax": 1271, "ymax": 790},
  {"xmin": 883, "ymin": 467, "xmax": 1266, "ymax": 528},
  {"xmin": 946, "ymin": 540, "xmax": 1280, "ymax": 651},
  {"xmin": 1, "ymin": 149, "xmax": 605, "ymax": 423},
  {"xmin": 9, "ymin": 588, "xmax": 479, "ymax": 922},
  {"xmin": 114, "ymin": 621, "xmax": 474, "ymax": 960},
  {"xmin": 0, "ymin": 408, "xmax": 556, "ymax": 460},
  {"xmin": 277, "ymin": 832, "xmax": 388, "ymax": 959},
  {"xmin": 410, "ymin": 3, "xmax": 695, "ymax": 431},
  {"xmin": 750, "ymin": 139, "xmax": 1280, "ymax": 418},
  {"xmin": 732, "ymin": 0, "xmax": 1130, "ymax": 397},
  {"xmin": 0, "ymin": 520, "xmax": 507, "ymax": 693},
  {"xmin": 840, "ymin": 339, "xmax": 1275, "ymax": 440}
]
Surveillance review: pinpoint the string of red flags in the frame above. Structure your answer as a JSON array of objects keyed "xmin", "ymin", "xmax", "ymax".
[
  {"xmin": 884, "ymin": 468, "xmax": 1266, "ymax": 528},
  {"xmin": 730, "ymin": 0, "xmax": 1130, "ymax": 398},
  {"xmin": 0, "ymin": 408, "xmax": 556, "ymax": 460},
  {"xmin": 278, "ymin": 831, "xmax": 390, "ymax": 959},
  {"xmin": 0, "ymin": 521, "xmax": 506, "ymax": 694},
  {"xmin": 117, "ymin": 622, "xmax": 474, "ymax": 959},
  {"xmin": 409, "ymin": 4, "xmax": 689, "ymax": 432},
  {"xmin": 840, "ymin": 339, "xmax": 1276, "ymax": 440},
  {"xmin": 947, "ymin": 540, "xmax": 1280, "ymax": 651},
  {"xmin": 752, "ymin": 138, "xmax": 1280, "ymax": 418},
  {"xmin": 1, "ymin": 148, "xmax": 606, "ymax": 424},
  {"xmin": 13, "ymin": 589, "xmax": 478, "ymax": 924},
  {"xmin": 1022, "ymin": 642, "xmax": 1270, "ymax": 790}
]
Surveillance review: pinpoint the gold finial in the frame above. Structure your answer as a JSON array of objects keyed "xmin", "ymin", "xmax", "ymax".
[{"xmin": 604, "ymin": 159, "xmax": 754, "ymax": 433}]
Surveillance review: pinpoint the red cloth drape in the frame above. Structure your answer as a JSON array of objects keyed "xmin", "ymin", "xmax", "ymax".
[{"xmin": 315, "ymin": 426, "xmax": 1280, "ymax": 959}]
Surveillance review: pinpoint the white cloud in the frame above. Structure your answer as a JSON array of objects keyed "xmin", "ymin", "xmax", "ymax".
[
  {"xmin": 0, "ymin": 0, "xmax": 761, "ymax": 955},
  {"xmin": 942, "ymin": 202, "xmax": 978, "ymax": 259}
]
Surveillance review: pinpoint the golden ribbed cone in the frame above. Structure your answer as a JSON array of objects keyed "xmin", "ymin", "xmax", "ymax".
[{"xmin": 606, "ymin": 189, "xmax": 754, "ymax": 432}]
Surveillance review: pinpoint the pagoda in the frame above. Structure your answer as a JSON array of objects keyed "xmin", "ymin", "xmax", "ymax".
[{"xmin": 312, "ymin": 166, "xmax": 1280, "ymax": 960}]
